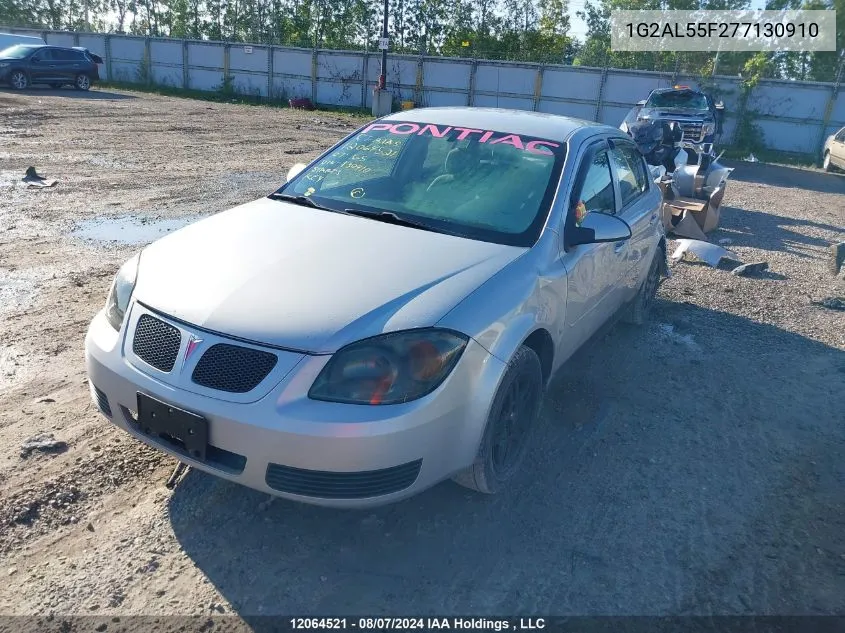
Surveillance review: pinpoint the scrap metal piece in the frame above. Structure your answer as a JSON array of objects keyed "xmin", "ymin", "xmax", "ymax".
[
  {"xmin": 671, "ymin": 239, "xmax": 741, "ymax": 268},
  {"xmin": 731, "ymin": 261, "xmax": 769, "ymax": 276}
]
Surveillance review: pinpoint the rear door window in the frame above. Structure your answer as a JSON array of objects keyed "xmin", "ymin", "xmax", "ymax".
[{"xmin": 610, "ymin": 145, "xmax": 648, "ymax": 208}]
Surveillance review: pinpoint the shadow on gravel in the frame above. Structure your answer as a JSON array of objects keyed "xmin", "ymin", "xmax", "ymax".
[
  {"xmin": 168, "ymin": 300, "xmax": 845, "ymax": 617},
  {"xmin": 712, "ymin": 206, "xmax": 845, "ymax": 260},
  {"xmin": 725, "ymin": 160, "xmax": 845, "ymax": 195},
  {"xmin": 0, "ymin": 87, "xmax": 136, "ymax": 100}
]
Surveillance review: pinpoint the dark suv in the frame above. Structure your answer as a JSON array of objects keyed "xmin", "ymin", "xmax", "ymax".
[{"xmin": 0, "ymin": 44, "xmax": 101, "ymax": 91}]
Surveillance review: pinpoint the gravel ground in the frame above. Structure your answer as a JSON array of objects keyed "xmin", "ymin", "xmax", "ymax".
[{"xmin": 0, "ymin": 86, "xmax": 843, "ymax": 619}]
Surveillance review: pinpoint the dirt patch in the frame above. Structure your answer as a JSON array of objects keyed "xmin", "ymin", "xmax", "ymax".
[{"xmin": 0, "ymin": 87, "xmax": 843, "ymax": 618}]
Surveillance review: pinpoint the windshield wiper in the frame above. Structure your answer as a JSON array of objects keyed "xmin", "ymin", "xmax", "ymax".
[
  {"xmin": 341, "ymin": 208, "xmax": 447, "ymax": 234},
  {"xmin": 269, "ymin": 192, "xmax": 335, "ymax": 211}
]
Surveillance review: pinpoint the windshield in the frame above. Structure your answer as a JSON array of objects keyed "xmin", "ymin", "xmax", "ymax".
[
  {"xmin": 276, "ymin": 121, "xmax": 567, "ymax": 247},
  {"xmin": 646, "ymin": 91, "xmax": 709, "ymax": 111},
  {"xmin": 0, "ymin": 45, "xmax": 39, "ymax": 58}
]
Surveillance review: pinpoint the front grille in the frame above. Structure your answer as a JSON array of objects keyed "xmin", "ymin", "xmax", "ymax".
[
  {"xmin": 91, "ymin": 384, "xmax": 111, "ymax": 417},
  {"xmin": 678, "ymin": 121, "xmax": 704, "ymax": 142},
  {"xmin": 191, "ymin": 343, "xmax": 277, "ymax": 393},
  {"xmin": 132, "ymin": 314, "xmax": 182, "ymax": 372},
  {"xmin": 265, "ymin": 460, "xmax": 423, "ymax": 499}
]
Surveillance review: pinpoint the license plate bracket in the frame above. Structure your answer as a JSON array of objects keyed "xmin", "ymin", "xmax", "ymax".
[{"xmin": 136, "ymin": 392, "xmax": 208, "ymax": 462}]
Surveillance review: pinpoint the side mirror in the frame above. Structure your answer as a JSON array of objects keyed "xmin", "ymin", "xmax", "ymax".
[
  {"xmin": 636, "ymin": 99, "xmax": 647, "ymax": 107},
  {"xmin": 286, "ymin": 162, "xmax": 307, "ymax": 182},
  {"xmin": 569, "ymin": 212, "xmax": 632, "ymax": 247}
]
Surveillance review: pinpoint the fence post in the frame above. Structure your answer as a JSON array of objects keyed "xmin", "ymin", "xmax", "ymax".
[
  {"xmin": 361, "ymin": 53, "xmax": 369, "ymax": 109},
  {"xmin": 816, "ymin": 57, "xmax": 845, "ymax": 164},
  {"xmin": 533, "ymin": 65, "xmax": 544, "ymax": 112},
  {"xmin": 311, "ymin": 48, "xmax": 318, "ymax": 105},
  {"xmin": 144, "ymin": 37, "xmax": 152, "ymax": 86},
  {"xmin": 267, "ymin": 45, "xmax": 274, "ymax": 101},
  {"xmin": 105, "ymin": 33, "xmax": 112, "ymax": 82},
  {"xmin": 670, "ymin": 53, "xmax": 681, "ymax": 85},
  {"xmin": 182, "ymin": 40, "xmax": 189, "ymax": 89},
  {"xmin": 594, "ymin": 65, "xmax": 609, "ymax": 123},
  {"xmin": 415, "ymin": 55, "xmax": 424, "ymax": 106},
  {"xmin": 468, "ymin": 59, "xmax": 478, "ymax": 106},
  {"xmin": 73, "ymin": 32, "xmax": 80, "ymax": 46},
  {"xmin": 223, "ymin": 42, "xmax": 231, "ymax": 91}
]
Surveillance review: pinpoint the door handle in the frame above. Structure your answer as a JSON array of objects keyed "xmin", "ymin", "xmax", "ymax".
[
  {"xmin": 614, "ymin": 241, "xmax": 627, "ymax": 254},
  {"xmin": 649, "ymin": 213, "xmax": 659, "ymax": 225}
]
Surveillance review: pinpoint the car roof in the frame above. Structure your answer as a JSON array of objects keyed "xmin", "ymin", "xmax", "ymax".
[
  {"xmin": 380, "ymin": 107, "xmax": 615, "ymax": 143},
  {"xmin": 651, "ymin": 87, "xmax": 705, "ymax": 95}
]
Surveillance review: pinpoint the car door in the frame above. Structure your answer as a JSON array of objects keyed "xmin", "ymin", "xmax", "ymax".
[
  {"xmin": 27, "ymin": 47, "xmax": 54, "ymax": 83},
  {"xmin": 559, "ymin": 138, "xmax": 629, "ymax": 348},
  {"xmin": 608, "ymin": 140, "xmax": 662, "ymax": 304},
  {"xmin": 49, "ymin": 48, "xmax": 74, "ymax": 82}
]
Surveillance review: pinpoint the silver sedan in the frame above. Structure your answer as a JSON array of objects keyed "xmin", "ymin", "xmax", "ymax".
[{"xmin": 84, "ymin": 107, "xmax": 667, "ymax": 508}]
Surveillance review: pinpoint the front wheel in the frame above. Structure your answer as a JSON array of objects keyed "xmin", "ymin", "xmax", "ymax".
[
  {"xmin": 623, "ymin": 246, "xmax": 663, "ymax": 325},
  {"xmin": 452, "ymin": 345, "xmax": 544, "ymax": 495},
  {"xmin": 823, "ymin": 151, "xmax": 832, "ymax": 172},
  {"xmin": 9, "ymin": 71, "xmax": 28, "ymax": 90},
  {"xmin": 74, "ymin": 74, "xmax": 91, "ymax": 91}
]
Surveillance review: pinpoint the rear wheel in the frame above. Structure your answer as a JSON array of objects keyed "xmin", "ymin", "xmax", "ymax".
[
  {"xmin": 10, "ymin": 71, "xmax": 28, "ymax": 90},
  {"xmin": 452, "ymin": 345, "xmax": 544, "ymax": 495},
  {"xmin": 74, "ymin": 74, "xmax": 91, "ymax": 91}
]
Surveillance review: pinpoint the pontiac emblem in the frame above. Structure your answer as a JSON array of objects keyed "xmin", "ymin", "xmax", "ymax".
[{"xmin": 181, "ymin": 334, "xmax": 203, "ymax": 371}]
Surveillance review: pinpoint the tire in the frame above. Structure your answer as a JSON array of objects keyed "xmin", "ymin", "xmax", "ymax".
[
  {"xmin": 823, "ymin": 151, "xmax": 832, "ymax": 172},
  {"xmin": 9, "ymin": 71, "xmax": 28, "ymax": 90},
  {"xmin": 623, "ymin": 245, "xmax": 663, "ymax": 326},
  {"xmin": 452, "ymin": 345, "xmax": 544, "ymax": 495},
  {"xmin": 74, "ymin": 74, "xmax": 91, "ymax": 91}
]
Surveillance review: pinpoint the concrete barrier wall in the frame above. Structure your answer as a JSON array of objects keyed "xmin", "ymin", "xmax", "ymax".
[{"xmin": 3, "ymin": 27, "xmax": 843, "ymax": 158}]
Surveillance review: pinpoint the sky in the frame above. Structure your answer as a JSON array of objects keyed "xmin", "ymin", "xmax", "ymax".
[{"xmin": 568, "ymin": 0, "xmax": 768, "ymax": 41}]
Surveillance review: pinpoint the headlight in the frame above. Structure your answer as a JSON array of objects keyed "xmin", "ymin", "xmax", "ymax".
[
  {"xmin": 104, "ymin": 253, "xmax": 140, "ymax": 331},
  {"xmin": 308, "ymin": 329, "xmax": 469, "ymax": 405},
  {"xmin": 0, "ymin": 63, "xmax": 9, "ymax": 68}
]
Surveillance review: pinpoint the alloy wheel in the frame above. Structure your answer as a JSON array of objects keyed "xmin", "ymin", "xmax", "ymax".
[{"xmin": 10, "ymin": 72, "xmax": 27, "ymax": 90}]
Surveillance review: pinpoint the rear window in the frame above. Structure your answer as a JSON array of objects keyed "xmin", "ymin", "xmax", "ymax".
[{"xmin": 646, "ymin": 91, "xmax": 709, "ymax": 110}]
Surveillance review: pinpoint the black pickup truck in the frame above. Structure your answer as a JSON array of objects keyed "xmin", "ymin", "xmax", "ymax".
[{"xmin": 620, "ymin": 85, "xmax": 725, "ymax": 162}]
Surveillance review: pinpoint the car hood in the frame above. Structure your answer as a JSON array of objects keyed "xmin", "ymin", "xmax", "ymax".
[
  {"xmin": 132, "ymin": 198, "xmax": 527, "ymax": 353},
  {"xmin": 639, "ymin": 107, "xmax": 713, "ymax": 122}
]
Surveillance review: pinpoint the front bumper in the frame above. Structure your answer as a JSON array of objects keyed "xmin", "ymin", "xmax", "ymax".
[{"xmin": 84, "ymin": 303, "xmax": 506, "ymax": 508}]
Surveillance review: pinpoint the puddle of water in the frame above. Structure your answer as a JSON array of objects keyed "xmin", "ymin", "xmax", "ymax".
[{"xmin": 72, "ymin": 215, "xmax": 198, "ymax": 245}]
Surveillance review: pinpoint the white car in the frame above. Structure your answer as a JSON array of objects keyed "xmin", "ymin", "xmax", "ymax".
[{"xmin": 85, "ymin": 107, "xmax": 667, "ymax": 508}]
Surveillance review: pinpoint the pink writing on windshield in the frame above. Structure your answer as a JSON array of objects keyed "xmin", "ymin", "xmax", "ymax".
[{"xmin": 361, "ymin": 123, "xmax": 561, "ymax": 155}]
